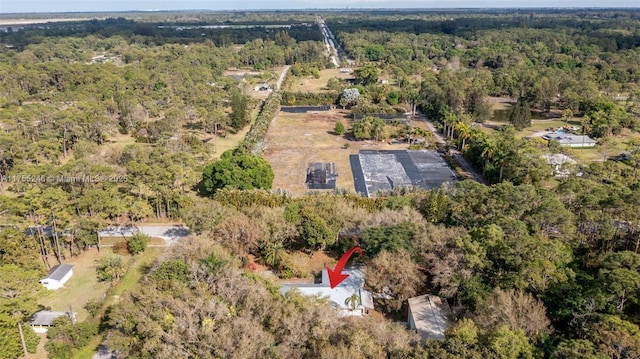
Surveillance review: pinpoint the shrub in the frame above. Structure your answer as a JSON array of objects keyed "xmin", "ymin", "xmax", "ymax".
[{"xmin": 127, "ymin": 232, "xmax": 149, "ymax": 255}]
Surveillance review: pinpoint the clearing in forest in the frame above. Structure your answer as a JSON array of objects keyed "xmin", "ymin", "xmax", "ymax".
[
  {"xmin": 288, "ymin": 68, "xmax": 354, "ymax": 93},
  {"xmin": 263, "ymin": 109, "xmax": 410, "ymax": 196}
]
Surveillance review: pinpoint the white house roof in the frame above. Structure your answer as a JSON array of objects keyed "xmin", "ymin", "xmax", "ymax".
[
  {"xmin": 30, "ymin": 311, "xmax": 71, "ymax": 326},
  {"xmin": 280, "ymin": 267, "xmax": 374, "ymax": 312},
  {"xmin": 408, "ymin": 294, "xmax": 451, "ymax": 340},
  {"xmin": 543, "ymin": 134, "xmax": 597, "ymax": 145},
  {"xmin": 43, "ymin": 264, "xmax": 73, "ymax": 281}
]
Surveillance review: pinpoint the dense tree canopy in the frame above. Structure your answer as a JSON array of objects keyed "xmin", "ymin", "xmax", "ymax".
[{"xmin": 202, "ymin": 154, "xmax": 274, "ymax": 194}]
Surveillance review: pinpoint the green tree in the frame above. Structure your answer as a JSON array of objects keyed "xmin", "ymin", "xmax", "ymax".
[
  {"xmin": 299, "ymin": 207, "xmax": 335, "ymax": 250},
  {"xmin": 45, "ymin": 316, "xmax": 98, "ymax": 359},
  {"xmin": 334, "ymin": 121, "xmax": 346, "ymax": 135},
  {"xmin": 0, "ymin": 324, "xmax": 39, "ymax": 359},
  {"xmin": 489, "ymin": 326, "xmax": 533, "ymax": 359},
  {"xmin": 352, "ymin": 116, "xmax": 387, "ymax": 141},
  {"xmin": 149, "ymin": 259, "xmax": 190, "ymax": 282},
  {"xmin": 0, "ymin": 264, "xmax": 43, "ymax": 358},
  {"xmin": 354, "ymin": 65, "xmax": 379, "ymax": 86},
  {"xmin": 229, "ymin": 88, "xmax": 250, "ymax": 130},
  {"xmin": 127, "ymin": 232, "xmax": 149, "ymax": 255},
  {"xmin": 553, "ymin": 340, "xmax": 607, "ymax": 359},
  {"xmin": 587, "ymin": 315, "xmax": 640, "ymax": 359},
  {"xmin": 455, "ymin": 121, "xmax": 472, "ymax": 151},
  {"xmin": 96, "ymin": 255, "xmax": 127, "ymax": 283},
  {"xmin": 261, "ymin": 241, "xmax": 288, "ymax": 269},
  {"xmin": 387, "ymin": 91, "xmax": 399, "ymax": 106},
  {"xmin": 509, "ymin": 97, "xmax": 531, "ymax": 131},
  {"xmin": 202, "ymin": 154, "xmax": 274, "ymax": 194}
]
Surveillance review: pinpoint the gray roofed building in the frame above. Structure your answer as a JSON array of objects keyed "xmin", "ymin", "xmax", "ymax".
[
  {"xmin": 40, "ymin": 263, "xmax": 73, "ymax": 290},
  {"xmin": 30, "ymin": 311, "xmax": 75, "ymax": 333},
  {"xmin": 408, "ymin": 294, "xmax": 452, "ymax": 341},
  {"xmin": 352, "ymin": 150, "xmax": 458, "ymax": 197},
  {"xmin": 306, "ymin": 162, "xmax": 338, "ymax": 190},
  {"xmin": 542, "ymin": 134, "xmax": 597, "ymax": 147}
]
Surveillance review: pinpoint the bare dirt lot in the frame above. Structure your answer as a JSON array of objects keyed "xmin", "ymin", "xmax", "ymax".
[{"xmin": 263, "ymin": 109, "xmax": 411, "ymax": 196}]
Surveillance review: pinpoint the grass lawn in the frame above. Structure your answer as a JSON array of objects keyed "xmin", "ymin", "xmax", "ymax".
[
  {"xmin": 38, "ymin": 248, "xmax": 112, "ymax": 322},
  {"xmin": 35, "ymin": 247, "xmax": 164, "ymax": 359},
  {"xmin": 263, "ymin": 109, "xmax": 411, "ymax": 196},
  {"xmin": 104, "ymin": 246, "xmax": 162, "ymax": 303}
]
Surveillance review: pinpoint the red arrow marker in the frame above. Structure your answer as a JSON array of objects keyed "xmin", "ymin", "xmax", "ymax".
[{"xmin": 326, "ymin": 246, "xmax": 362, "ymax": 289}]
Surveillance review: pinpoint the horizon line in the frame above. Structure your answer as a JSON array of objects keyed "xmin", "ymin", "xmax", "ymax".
[{"xmin": 2, "ymin": 6, "xmax": 640, "ymax": 15}]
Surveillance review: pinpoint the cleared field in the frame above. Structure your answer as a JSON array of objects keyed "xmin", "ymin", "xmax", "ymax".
[
  {"xmin": 288, "ymin": 68, "xmax": 353, "ymax": 92},
  {"xmin": 263, "ymin": 109, "xmax": 410, "ymax": 196}
]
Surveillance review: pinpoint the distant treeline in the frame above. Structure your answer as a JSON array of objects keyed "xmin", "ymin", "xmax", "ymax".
[
  {"xmin": 327, "ymin": 11, "xmax": 640, "ymax": 51},
  {"xmin": 0, "ymin": 17, "xmax": 323, "ymax": 49}
]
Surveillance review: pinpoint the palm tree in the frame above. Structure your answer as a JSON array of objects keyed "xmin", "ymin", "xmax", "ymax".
[
  {"xmin": 345, "ymin": 293, "xmax": 362, "ymax": 312},
  {"xmin": 443, "ymin": 112, "xmax": 458, "ymax": 139},
  {"xmin": 263, "ymin": 241, "xmax": 287, "ymax": 269},
  {"xmin": 455, "ymin": 122, "xmax": 472, "ymax": 151},
  {"xmin": 480, "ymin": 136, "xmax": 498, "ymax": 174}
]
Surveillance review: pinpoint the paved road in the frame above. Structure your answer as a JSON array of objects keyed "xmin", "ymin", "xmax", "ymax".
[
  {"xmin": 98, "ymin": 225, "xmax": 190, "ymax": 246},
  {"xmin": 318, "ymin": 16, "xmax": 355, "ymax": 67},
  {"xmin": 276, "ymin": 65, "xmax": 290, "ymax": 90},
  {"xmin": 415, "ymin": 111, "xmax": 489, "ymax": 185}
]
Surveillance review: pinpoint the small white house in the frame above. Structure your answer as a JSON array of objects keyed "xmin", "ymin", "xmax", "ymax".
[
  {"xmin": 280, "ymin": 267, "xmax": 374, "ymax": 317},
  {"xmin": 543, "ymin": 133, "xmax": 597, "ymax": 148},
  {"xmin": 30, "ymin": 311, "xmax": 75, "ymax": 333},
  {"xmin": 40, "ymin": 264, "xmax": 73, "ymax": 290}
]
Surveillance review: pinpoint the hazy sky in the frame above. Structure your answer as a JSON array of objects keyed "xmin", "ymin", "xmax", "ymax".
[{"xmin": 0, "ymin": 0, "xmax": 638, "ymax": 13}]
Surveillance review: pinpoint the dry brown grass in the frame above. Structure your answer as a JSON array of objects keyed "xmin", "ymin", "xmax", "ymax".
[
  {"xmin": 288, "ymin": 68, "xmax": 353, "ymax": 93},
  {"xmin": 288, "ymin": 250, "xmax": 337, "ymax": 278},
  {"xmin": 263, "ymin": 109, "xmax": 409, "ymax": 196}
]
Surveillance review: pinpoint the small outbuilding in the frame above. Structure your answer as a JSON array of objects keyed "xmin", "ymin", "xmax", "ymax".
[
  {"xmin": 407, "ymin": 294, "xmax": 452, "ymax": 341},
  {"xmin": 305, "ymin": 162, "xmax": 338, "ymax": 190},
  {"xmin": 40, "ymin": 263, "xmax": 73, "ymax": 290},
  {"xmin": 30, "ymin": 311, "xmax": 75, "ymax": 334}
]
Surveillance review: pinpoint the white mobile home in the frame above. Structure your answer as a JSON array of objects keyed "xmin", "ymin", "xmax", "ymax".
[{"xmin": 39, "ymin": 264, "xmax": 73, "ymax": 290}]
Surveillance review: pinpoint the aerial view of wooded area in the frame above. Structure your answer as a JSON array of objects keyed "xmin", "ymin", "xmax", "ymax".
[{"xmin": 0, "ymin": 6, "xmax": 639, "ymax": 359}]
